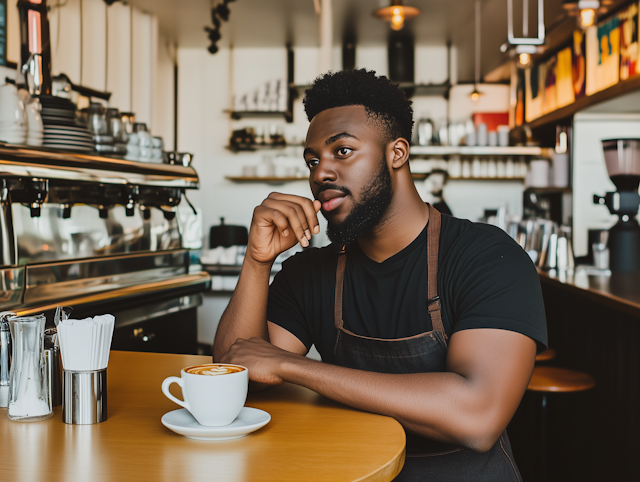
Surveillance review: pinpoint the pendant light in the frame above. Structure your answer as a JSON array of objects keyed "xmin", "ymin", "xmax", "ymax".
[
  {"xmin": 563, "ymin": 1, "xmax": 612, "ymax": 29},
  {"xmin": 500, "ymin": 0, "xmax": 546, "ymax": 69},
  {"xmin": 373, "ymin": 0, "xmax": 420, "ymax": 31},
  {"xmin": 470, "ymin": 0, "xmax": 483, "ymax": 101}
]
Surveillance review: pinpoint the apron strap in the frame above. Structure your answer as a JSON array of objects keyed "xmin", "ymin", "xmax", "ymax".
[
  {"xmin": 426, "ymin": 204, "xmax": 447, "ymax": 343},
  {"xmin": 333, "ymin": 205, "xmax": 446, "ymax": 341},
  {"xmin": 334, "ymin": 247, "xmax": 346, "ymax": 330}
]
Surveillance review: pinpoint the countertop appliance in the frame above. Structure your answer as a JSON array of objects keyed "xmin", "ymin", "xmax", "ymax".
[
  {"xmin": 593, "ymin": 139, "xmax": 640, "ymax": 272},
  {"xmin": 209, "ymin": 217, "xmax": 248, "ymax": 248},
  {"xmin": 0, "ymin": 144, "xmax": 210, "ymax": 354}
]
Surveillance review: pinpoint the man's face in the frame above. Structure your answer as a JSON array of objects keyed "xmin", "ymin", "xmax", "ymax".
[{"xmin": 303, "ymin": 105, "xmax": 393, "ymax": 247}]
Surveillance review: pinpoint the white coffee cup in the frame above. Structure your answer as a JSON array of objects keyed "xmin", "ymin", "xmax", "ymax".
[
  {"xmin": 0, "ymin": 85, "xmax": 26, "ymax": 126},
  {"xmin": 161, "ymin": 363, "xmax": 248, "ymax": 427}
]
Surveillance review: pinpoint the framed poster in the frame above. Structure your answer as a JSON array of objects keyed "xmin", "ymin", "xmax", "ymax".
[
  {"xmin": 619, "ymin": 3, "xmax": 638, "ymax": 80},
  {"xmin": 572, "ymin": 29, "xmax": 586, "ymax": 98},
  {"xmin": 542, "ymin": 55, "xmax": 557, "ymax": 115},
  {"xmin": 556, "ymin": 46, "xmax": 575, "ymax": 108},
  {"xmin": 515, "ymin": 68, "xmax": 525, "ymax": 126},
  {"xmin": 585, "ymin": 25, "xmax": 599, "ymax": 94},
  {"xmin": 597, "ymin": 15, "xmax": 620, "ymax": 90},
  {"xmin": 525, "ymin": 64, "xmax": 543, "ymax": 122}
]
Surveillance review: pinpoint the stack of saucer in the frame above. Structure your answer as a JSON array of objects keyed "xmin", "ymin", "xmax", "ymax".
[{"xmin": 39, "ymin": 95, "xmax": 94, "ymax": 152}]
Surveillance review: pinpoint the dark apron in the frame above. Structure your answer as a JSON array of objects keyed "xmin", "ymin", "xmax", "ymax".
[{"xmin": 332, "ymin": 204, "xmax": 523, "ymax": 482}]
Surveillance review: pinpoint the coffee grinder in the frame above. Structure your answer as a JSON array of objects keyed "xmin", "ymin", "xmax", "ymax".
[{"xmin": 593, "ymin": 139, "xmax": 640, "ymax": 272}]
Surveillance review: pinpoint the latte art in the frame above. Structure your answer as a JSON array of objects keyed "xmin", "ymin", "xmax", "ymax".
[{"xmin": 185, "ymin": 364, "xmax": 245, "ymax": 376}]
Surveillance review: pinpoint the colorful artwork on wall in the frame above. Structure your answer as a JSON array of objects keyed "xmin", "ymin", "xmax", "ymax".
[
  {"xmin": 620, "ymin": 3, "xmax": 639, "ymax": 80},
  {"xmin": 525, "ymin": 64, "xmax": 543, "ymax": 122},
  {"xmin": 556, "ymin": 47, "xmax": 575, "ymax": 108},
  {"xmin": 572, "ymin": 29, "xmax": 586, "ymax": 98},
  {"xmin": 542, "ymin": 55, "xmax": 557, "ymax": 115},
  {"xmin": 596, "ymin": 15, "xmax": 620, "ymax": 91}
]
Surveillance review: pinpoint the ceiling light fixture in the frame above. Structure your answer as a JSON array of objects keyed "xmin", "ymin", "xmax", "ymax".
[
  {"xmin": 205, "ymin": 0, "xmax": 236, "ymax": 55},
  {"xmin": 501, "ymin": 0, "xmax": 546, "ymax": 69},
  {"xmin": 470, "ymin": 0, "xmax": 484, "ymax": 101},
  {"xmin": 373, "ymin": 0, "xmax": 420, "ymax": 31},
  {"xmin": 563, "ymin": 1, "xmax": 612, "ymax": 29}
]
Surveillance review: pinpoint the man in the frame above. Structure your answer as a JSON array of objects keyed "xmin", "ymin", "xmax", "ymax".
[{"xmin": 214, "ymin": 69, "xmax": 547, "ymax": 481}]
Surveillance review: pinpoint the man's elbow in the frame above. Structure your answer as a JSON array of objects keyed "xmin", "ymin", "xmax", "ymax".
[
  {"xmin": 462, "ymin": 431, "xmax": 502, "ymax": 453},
  {"xmin": 459, "ymin": 413, "xmax": 508, "ymax": 453}
]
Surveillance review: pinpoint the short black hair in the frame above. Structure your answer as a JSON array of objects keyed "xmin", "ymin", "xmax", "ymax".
[{"xmin": 302, "ymin": 69, "xmax": 414, "ymax": 144}]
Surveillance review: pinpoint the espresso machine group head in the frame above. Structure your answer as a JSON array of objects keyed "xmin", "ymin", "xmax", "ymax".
[{"xmin": 593, "ymin": 139, "xmax": 640, "ymax": 272}]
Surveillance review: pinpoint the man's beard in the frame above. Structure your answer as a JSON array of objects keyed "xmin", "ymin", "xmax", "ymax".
[{"xmin": 323, "ymin": 156, "xmax": 393, "ymax": 248}]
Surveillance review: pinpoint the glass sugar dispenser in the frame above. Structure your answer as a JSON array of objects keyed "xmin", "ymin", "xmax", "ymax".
[{"xmin": 7, "ymin": 314, "xmax": 53, "ymax": 422}]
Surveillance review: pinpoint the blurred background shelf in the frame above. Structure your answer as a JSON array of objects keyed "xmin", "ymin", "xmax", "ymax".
[
  {"xmin": 226, "ymin": 110, "xmax": 293, "ymax": 123},
  {"xmin": 225, "ymin": 176, "xmax": 306, "ymax": 184},
  {"xmin": 409, "ymin": 146, "xmax": 549, "ymax": 157},
  {"xmin": 524, "ymin": 186, "xmax": 573, "ymax": 193},
  {"xmin": 226, "ymin": 175, "xmax": 527, "ymax": 183},
  {"xmin": 448, "ymin": 177, "xmax": 526, "ymax": 181}
]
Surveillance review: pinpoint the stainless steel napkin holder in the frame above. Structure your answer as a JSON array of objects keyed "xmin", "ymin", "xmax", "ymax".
[{"xmin": 62, "ymin": 368, "xmax": 107, "ymax": 424}]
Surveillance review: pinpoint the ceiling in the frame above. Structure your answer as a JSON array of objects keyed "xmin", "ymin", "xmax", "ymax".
[{"xmin": 128, "ymin": 0, "xmax": 623, "ymax": 82}]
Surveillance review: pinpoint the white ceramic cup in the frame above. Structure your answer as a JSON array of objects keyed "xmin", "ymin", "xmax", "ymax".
[
  {"xmin": 529, "ymin": 159, "xmax": 550, "ymax": 187},
  {"xmin": 162, "ymin": 363, "xmax": 248, "ymax": 427},
  {"xmin": 0, "ymin": 87, "xmax": 26, "ymax": 126}
]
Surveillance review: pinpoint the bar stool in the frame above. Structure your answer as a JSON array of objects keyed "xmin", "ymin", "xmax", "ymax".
[
  {"xmin": 534, "ymin": 347, "xmax": 556, "ymax": 363},
  {"xmin": 527, "ymin": 366, "xmax": 596, "ymax": 482}
]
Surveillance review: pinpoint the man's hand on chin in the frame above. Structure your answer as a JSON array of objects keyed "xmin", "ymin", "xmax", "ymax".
[{"xmin": 220, "ymin": 337, "xmax": 308, "ymax": 386}]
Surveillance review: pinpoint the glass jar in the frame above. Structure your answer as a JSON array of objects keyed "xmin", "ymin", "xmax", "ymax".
[{"xmin": 7, "ymin": 314, "xmax": 53, "ymax": 422}]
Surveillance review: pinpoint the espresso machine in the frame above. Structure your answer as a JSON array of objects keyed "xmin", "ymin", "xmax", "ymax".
[{"xmin": 593, "ymin": 139, "xmax": 640, "ymax": 272}]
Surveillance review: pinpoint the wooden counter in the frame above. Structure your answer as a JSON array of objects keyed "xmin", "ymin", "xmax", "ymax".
[
  {"xmin": 538, "ymin": 268, "xmax": 640, "ymax": 317},
  {"xmin": 528, "ymin": 268, "xmax": 640, "ymax": 481},
  {"xmin": 0, "ymin": 351, "xmax": 405, "ymax": 482}
]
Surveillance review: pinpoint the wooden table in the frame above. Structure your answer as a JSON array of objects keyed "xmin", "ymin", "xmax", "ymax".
[{"xmin": 0, "ymin": 351, "xmax": 405, "ymax": 482}]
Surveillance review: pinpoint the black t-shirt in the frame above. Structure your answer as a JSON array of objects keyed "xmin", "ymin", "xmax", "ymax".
[{"xmin": 267, "ymin": 214, "xmax": 548, "ymax": 364}]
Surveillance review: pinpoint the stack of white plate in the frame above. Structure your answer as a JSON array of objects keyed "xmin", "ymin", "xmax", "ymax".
[
  {"xmin": 43, "ymin": 125, "xmax": 94, "ymax": 151},
  {"xmin": 39, "ymin": 95, "xmax": 93, "ymax": 152}
]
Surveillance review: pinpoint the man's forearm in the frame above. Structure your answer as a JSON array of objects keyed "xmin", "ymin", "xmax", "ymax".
[
  {"xmin": 279, "ymin": 356, "xmax": 503, "ymax": 452},
  {"xmin": 212, "ymin": 258, "xmax": 273, "ymax": 361}
]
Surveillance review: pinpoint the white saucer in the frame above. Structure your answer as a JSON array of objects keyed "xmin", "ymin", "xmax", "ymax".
[{"xmin": 161, "ymin": 407, "xmax": 271, "ymax": 441}]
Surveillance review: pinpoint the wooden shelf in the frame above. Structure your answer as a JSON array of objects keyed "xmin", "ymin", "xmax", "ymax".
[
  {"xmin": 225, "ymin": 143, "xmax": 290, "ymax": 153},
  {"xmin": 397, "ymin": 82, "xmax": 451, "ymax": 97},
  {"xmin": 448, "ymin": 177, "xmax": 525, "ymax": 182},
  {"xmin": 529, "ymin": 74, "xmax": 640, "ymax": 129},
  {"xmin": 226, "ymin": 175, "xmax": 525, "ymax": 184},
  {"xmin": 226, "ymin": 176, "xmax": 307, "ymax": 184},
  {"xmin": 227, "ymin": 110, "xmax": 293, "ymax": 123},
  {"xmin": 525, "ymin": 186, "xmax": 573, "ymax": 193},
  {"xmin": 410, "ymin": 146, "xmax": 549, "ymax": 157},
  {"xmin": 294, "ymin": 82, "xmax": 451, "ymax": 99}
]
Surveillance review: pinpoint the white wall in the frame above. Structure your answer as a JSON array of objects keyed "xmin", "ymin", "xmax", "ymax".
[
  {"xmin": 106, "ymin": 2, "xmax": 132, "ymax": 112},
  {"xmin": 572, "ymin": 113, "xmax": 640, "ymax": 256}
]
